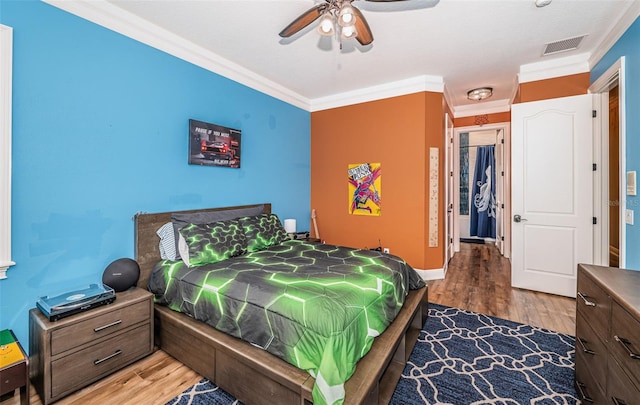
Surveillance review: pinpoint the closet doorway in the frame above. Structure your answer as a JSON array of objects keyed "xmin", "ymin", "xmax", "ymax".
[{"xmin": 453, "ymin": 124, "xmax": 510, "ymax": 258}]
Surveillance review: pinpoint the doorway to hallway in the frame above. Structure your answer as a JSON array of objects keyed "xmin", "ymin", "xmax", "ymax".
[{"xmin": 453, "ymin": 123, "xmax": 510, "ymax": 259}]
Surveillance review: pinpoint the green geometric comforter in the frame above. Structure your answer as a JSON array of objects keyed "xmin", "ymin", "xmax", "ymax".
[{"xmin": 148, "ymin": 240, "xmax": 425, "ymax": 405}]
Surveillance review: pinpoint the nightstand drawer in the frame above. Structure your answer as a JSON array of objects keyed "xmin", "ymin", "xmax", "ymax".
[
  {"xmin": 50, "ymin": 323, "xmax": 151, "ymax": 398},
  {"xmin": 51, "ymin": 299, "xmax": 150, "ymax": 355}
]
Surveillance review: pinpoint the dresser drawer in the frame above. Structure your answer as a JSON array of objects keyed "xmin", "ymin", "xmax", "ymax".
[
  {"xmin": 576, "ymin": 270, "xmax": 610, "ymax": 342},
  {"xmin": 608, "ymin": 357, "xmax": 640, "ymax": 405},
  {"xmin": 611, "ymin": 301, "xmax": 640, "ymax": 390},
  {"xmin": 50, "ymin": 323, "xmax": 151, "ymax": 398},
  {"xmin": 51, "ymin": 299, "xmax": 151, "ymax": 355},
  {"xmin": 575, "ymin": 311, "xmax": 607, "ymax": 389},
  {"xmin": 575, "ymin": 353, "xmax": 606, "ymax": 405}
]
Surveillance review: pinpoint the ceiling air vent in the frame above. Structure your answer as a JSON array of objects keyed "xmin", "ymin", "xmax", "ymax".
[{"xmin": 542, "ymin": 35, "xmax": 586, "ymax": 56}]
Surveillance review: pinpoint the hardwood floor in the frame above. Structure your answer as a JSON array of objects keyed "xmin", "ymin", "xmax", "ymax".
[
  {"xmin": 429, "ymin": 242, "xmax": 576, "ymax": 335},
  {"xmin": 6, "ymin": 242, "xmax": 576, "ymax": 405}
]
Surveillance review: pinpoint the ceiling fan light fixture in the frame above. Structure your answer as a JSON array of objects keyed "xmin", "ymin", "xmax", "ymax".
[
  {"xmin": 317, "ymin": 13, "xmax": 335, "ymax": 36},
  {"xmin": 341, "ymin": 24, "xmax": 358, "ymax": 39},
  {"xmin": 338, "ymin": 2, "xmax": 356, "ymax": 27},
  {"xmin": 467, "ymin": 87, "xmax": 493, "ymax": 101}
]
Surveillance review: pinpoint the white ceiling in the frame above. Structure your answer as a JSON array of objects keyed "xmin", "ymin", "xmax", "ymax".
[{"xmin": 49, "ymin": 0, "xmax": 639, "ymax": 114}]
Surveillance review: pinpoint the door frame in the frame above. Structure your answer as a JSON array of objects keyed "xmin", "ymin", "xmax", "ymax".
[
  {"xmin": 453, "ymin": 122, "xmax": 511, "ymax": 258},
  {"xmin": 444, "ymin": 113, "xmax": 455, "ymax": 270},
  {"xmin": 590, "ymin": 56, "xmax": 626, "ymax": 268}
]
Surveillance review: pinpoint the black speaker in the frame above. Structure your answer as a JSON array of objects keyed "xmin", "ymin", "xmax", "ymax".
[{"xmin": 102, "ymin": 258, "xmax": 140, "ymax": 292}]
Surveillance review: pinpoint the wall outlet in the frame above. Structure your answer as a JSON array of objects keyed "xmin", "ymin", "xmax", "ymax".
[
  {"xmin": 383, "ymin": 248, "xmax": 390, "ymax": 254},
  {"xmin": 626, "ymin": 209, "xmax": 634, "ymax": 225}
]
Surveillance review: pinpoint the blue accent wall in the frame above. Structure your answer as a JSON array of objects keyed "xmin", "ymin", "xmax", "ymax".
[
  {"xmin": 591, "ymin": 16, "xmax": 640, "ymax": 269},
  {"xmin": 0, "ymin": 1, "xmax": 310, "ymax": 346}
]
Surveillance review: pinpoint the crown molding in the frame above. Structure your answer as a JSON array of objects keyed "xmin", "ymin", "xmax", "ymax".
[
  {"xmin": 589, "ymin": 1, "xmax": 640, "ymax": 69},
  {"xmin": 43, "ymin": 0, "xmax": 311, "ymax": 111},
  {"xmin": 518, "ymin": 53, "xmax": 590, "ymax": 84},
  {"xmin": 453, "ymin": 99, "xmax": 511, "ymax": 118},
  {"xmin": 310, "ymin": 75, "xmax": 444, "ymax": 112},
  {"xmin": 443, "ymin": 84, "xmax": 456, "ymax": 114}
]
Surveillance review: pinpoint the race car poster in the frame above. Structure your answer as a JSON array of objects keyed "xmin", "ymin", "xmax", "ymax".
[
  {"xmin": 348, "ymin": 163, "xmax": 381, "ymax": 216},
  {"xmin": 188, "ymin": 119, "xmax": 241, "ymax": 168}
]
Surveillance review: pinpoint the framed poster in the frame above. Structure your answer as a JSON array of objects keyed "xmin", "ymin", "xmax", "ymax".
[
  {"xmin": 188, "ymin": 119, "xmax": 241, "ymax": 168},
  {"xmin": 348, "ymin": 163, "xmax": 381, "ymax": 216}
]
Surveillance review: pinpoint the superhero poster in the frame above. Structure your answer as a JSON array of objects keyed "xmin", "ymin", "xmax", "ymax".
[{"xmin": 348, "ymin": 163, "xmax": 381, "ymax": 216}]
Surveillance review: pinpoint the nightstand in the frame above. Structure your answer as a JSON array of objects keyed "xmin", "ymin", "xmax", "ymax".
[
  {"xmin": 29, "ymin": 288, "xmax": 153, "ymax": 405},
  {"xmin": 0, "ymin": 330, "xmax": 29, "ymax": 405}
]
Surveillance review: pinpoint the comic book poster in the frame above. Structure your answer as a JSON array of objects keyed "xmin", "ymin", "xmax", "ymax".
[
  {"xmin": 188, "ymin": 119, "xmax": 241, "ymax": 168},
  {"xmin": 348, "ymin": 163, "xmax": 381, "ymax": 216}
]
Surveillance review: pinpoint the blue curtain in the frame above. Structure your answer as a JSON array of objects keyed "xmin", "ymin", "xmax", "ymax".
[{"xmin": 470, "ymin": 146, "xmax": 496, "ymax": 238}]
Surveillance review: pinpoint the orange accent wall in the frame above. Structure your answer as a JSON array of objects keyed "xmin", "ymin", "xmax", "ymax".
[
  {"xmin": 310, "ymin": 92, "xmax": 445, "ymax": 270},
  {"xmin": 518, "ymin": 72, "xmax": 590, "ymax": 103},
  {"xmin": 453, "ymin": 111, "xmax": 511, "ymax": 128}
]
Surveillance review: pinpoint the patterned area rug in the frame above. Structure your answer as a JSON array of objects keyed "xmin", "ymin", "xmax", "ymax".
[
  {"xmin": 167, "ymin": 304, "xmax": 578, "ymax": 405},
  {"xmin": 390, "ymin": 304, "xmax": 578, "ymax": 404}
]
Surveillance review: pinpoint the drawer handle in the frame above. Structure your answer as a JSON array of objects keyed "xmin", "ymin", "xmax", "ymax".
[
  {"xmin": 577, "ymin": 292, "xmax": 596, "ymax": 307},
  {"xmin": 94, "ymin": 350, "xmax": 122, "ymax": 365},
  {"xmin": 577, "ymin": 337, "xmax": 596, "ymax": 355},
  {"xmin": 94, "ymin": 320, "xmax": 122, "ymax": 332},
  {"xmin": 614, "ymin": 336, "xmax": 640, "ymax": 360},
  {"xmin": 611, "ymin": 397, "xmax": 627, "ymax": 405},
  {"xmin": 576, "ymin": 381, "xmax": 594, "ymax": 403}
]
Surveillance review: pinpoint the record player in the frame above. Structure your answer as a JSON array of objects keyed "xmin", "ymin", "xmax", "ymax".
[
  {"xmin": 290, "ymin": 231, "xmax": 310, "ymax": 240},
  {"xmin": 37, "ymin": 283, "xmax": 116, "ymax": 321}
]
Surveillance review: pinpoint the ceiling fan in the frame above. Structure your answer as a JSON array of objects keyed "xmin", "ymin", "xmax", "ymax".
[{"xmin": 279, "ymin": 0, "xmax": 417, "ymax": 46}]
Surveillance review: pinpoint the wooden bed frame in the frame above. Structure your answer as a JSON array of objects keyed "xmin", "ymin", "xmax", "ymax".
[{"xmin": 134, "ymin": 203, "xmax": 427, "ymax": 405}]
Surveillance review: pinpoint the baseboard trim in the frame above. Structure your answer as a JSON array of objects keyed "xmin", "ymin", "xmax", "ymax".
[{"xmin": 414, "ymin": 267, "xmax": 445, "ymax": 281}]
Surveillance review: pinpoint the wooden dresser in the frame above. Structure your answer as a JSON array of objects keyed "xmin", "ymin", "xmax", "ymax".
[
  {"xmin": 575, "ymin": 264, "xmax": 640, "ymax": 404},
  {"xmin": 29, "ymin": 288, "xmax": 153, "ymax": 404}
]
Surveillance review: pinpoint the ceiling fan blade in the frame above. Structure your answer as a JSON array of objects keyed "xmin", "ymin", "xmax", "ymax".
[
  {"xmin": 357, "ymin": 0, "xmax": 439, "ymax": 12},
  {"xmin": 352, "ymin": 7, "xmax": 373, "ymax": 46},
  {"xmin": 279, "ymin": 4, "xmax": 327, "ymax": 38}
]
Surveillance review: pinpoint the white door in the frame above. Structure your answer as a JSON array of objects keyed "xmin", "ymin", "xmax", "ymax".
[
  {"xmin": 445, "ymin": 113, "xmax": 455, "ymax": 263},
  {"xmin": 511, "ymin": 94, "xmax": 593, "ymax": 298}
]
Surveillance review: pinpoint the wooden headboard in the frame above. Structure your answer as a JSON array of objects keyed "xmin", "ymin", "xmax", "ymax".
[{"xmin": 134, "ymin": 203, "xmax": 271, "ymax": 289}]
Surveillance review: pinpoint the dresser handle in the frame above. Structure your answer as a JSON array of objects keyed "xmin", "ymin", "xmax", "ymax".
[
  {"xmin": 611, "ymin": 397, "xmax": 627, "ymax": 405},
  {"xmin": 614, "ymin": 336, "xmax": 640, "ymax": 360},
  {"xmin": 577, "ymin": 292, "xmax": 596, "ymax": 307},
  {"xmin": 94, "ymin": 350, "xmax": 122, "ymax": 365},
  {"xmin": 576, "ymin": 382, "xmax": 594, "ymax": 403},
  {"xmin": 577, "ymin": 337, "xmax": 596, "ymax": 355},
  {"xmin": 94, "ymin": 320, "xmax": 122, "ymax": 332}
]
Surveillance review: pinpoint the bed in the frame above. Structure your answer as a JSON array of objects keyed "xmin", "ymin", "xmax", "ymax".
[{"xmin": 135, "ymin": 203, "xmax": 427, "ymax": 405}]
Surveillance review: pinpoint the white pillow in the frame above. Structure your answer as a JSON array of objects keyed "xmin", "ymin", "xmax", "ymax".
[
  {"xmin": 156, "ymin": 222, "xmax": 178, "ymax": 261},
  {"xmin": 177, "ymin": 232, "xmax": 191, "ymax": 267}
]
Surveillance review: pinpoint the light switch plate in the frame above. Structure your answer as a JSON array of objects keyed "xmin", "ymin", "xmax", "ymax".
[
  {"xmin": 626, "ymin": 209, "xmax": 634, "ymax": 225},
  {"xmin": 627, "ymin": 171, "xmax": 637, "ymax": 196}
]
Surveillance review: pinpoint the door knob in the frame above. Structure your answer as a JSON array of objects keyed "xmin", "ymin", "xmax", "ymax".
[{"xmin": 514, "ymin": 214, "xmax": 528, "ymax": 223}]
